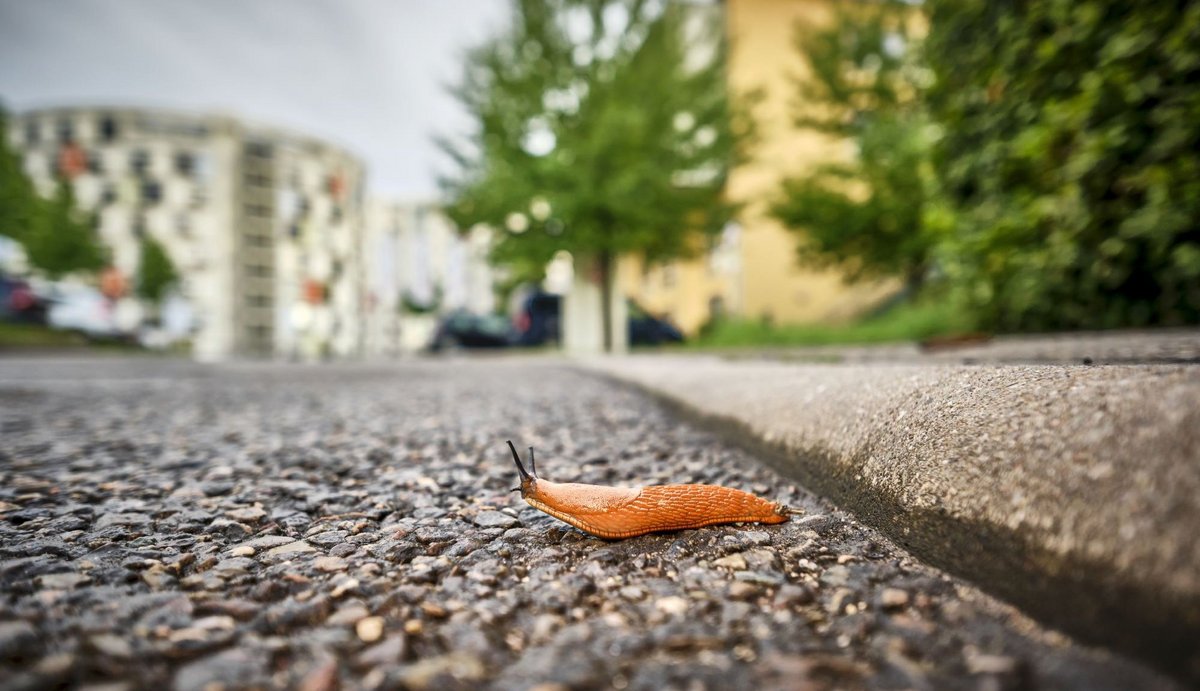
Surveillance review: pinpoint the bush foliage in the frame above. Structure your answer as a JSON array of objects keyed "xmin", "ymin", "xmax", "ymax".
[
  {"xmin": 776, "ymin": 1, "xmax": 1199, "ymax": 333},
  {"xmin": 926, "ymin": 0, "xmax": 1200, "ymax": 330}
]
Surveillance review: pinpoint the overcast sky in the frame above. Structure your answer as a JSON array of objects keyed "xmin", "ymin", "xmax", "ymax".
[{"xmin": 0, "ymin": 0, "xmax": 509, "ymax": 200}]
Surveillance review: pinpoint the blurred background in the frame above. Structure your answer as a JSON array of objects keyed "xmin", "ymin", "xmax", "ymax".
[{"xmin": 1, "ymin": 0, "xmax": 1197, "ymax": 360}]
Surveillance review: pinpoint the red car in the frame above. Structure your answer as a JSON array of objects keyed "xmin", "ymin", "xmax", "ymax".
[{"xmin": 0, "ymin": 276, "xmax": 51, "ymax": 324}]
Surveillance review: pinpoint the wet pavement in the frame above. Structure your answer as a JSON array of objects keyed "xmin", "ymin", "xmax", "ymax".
[{"xmin": 0, "ymin": 357, "xmax": 1180, "ymax": 690}]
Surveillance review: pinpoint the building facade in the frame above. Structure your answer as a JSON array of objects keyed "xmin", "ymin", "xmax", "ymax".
[
  {"xmin": 618, "ymin": 226, "xmax": 740, "ymax": 336},
  {"xmin": 9, "ymin": 106, "xmax": 365, "ymax": 360},
  {"xmin": 724, "ymin": 0, "xmax": 897, "ymax": 324}
]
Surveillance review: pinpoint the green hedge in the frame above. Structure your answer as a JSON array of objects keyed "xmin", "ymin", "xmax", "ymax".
[{"xmin": 926, "ymin": 0, "xmax": 1200, "ymax": 330}]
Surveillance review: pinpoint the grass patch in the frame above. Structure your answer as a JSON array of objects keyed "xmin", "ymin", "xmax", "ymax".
[
  {"xmin": 0, "ymin": 321, "xmax": 151, "ymax": 352},
  {"xmin": 693, "ymin": 296, "xmax": 978, "ymax": 349},
  {"xmin": 0, "ymin": 321, "xmax": 89, "ymax": 349}
]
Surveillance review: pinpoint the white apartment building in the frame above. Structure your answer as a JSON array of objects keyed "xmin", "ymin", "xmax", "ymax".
[
  {"xmin": 362, "ymin": 200, "xmax": 496, "ymax": 356},
  {"xmin": 9, "ymin": 106, "xmax": 365, "ymax": 361}
]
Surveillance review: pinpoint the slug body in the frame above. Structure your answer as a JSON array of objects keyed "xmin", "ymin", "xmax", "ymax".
[{"xmin": 506, "ymin": 441, "xmax": 789, "ymax": 539}]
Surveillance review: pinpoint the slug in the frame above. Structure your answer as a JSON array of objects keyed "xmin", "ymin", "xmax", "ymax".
[{"xmin": 507, "ymin": 440, "xmax": 790, "ymax": 539}]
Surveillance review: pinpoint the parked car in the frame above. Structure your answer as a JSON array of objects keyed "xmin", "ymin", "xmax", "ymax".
[
  {"xmin": 628, "ymin": 301, "xmax": 684, "ymax": 346},
  {"xmin": 513, "ymin": 291, "xmax": 562, "ymax": 347},
  {"xmin": 46, "ymin": 282, "xmax": 122, "ymax": 338},
  {"xmin": 0, "ymin": 275, "xmax": 51, "ymax": 324},
  {"xmin": 512, "ymin": 290, "xmax": 684, "ymax": 347},
  {"xmin": 430, "ymin": 310, "xmax": 514, "ymax": 351}
]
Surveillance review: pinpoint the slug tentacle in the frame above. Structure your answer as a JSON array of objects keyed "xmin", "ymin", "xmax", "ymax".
[
  {"xmin": 506, "ymin": 441, "xmax": 790, "ymax": 540},
  {"xmin": 507, "ymin": 440, "xmax": 533, "ymax": 482}
]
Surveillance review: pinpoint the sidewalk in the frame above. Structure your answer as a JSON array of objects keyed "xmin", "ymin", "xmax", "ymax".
[{"xmin": 583, "ymin": 343, "xmax": 1200, "ymax": 680}]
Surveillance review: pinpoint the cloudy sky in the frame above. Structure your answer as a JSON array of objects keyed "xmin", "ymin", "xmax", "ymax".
[{"xmin": 0, "ymin": 0, "xmax": 509, "ymax": 199}]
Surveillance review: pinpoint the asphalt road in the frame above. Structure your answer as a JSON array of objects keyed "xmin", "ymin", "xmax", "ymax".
[{"xmin": 0, "ymin": 357, "xmax": 1180, "ymax": 690}]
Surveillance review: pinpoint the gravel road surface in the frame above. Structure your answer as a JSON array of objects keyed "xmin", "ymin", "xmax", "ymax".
[{"xmin": 0, "ymin": 357, "xmax": 1179, "ymax": 690}]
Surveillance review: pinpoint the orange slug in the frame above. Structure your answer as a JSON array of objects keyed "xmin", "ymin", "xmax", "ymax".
[{"xmin": 506, "ymin": 440, "xmax": 790, "ymax": 539}]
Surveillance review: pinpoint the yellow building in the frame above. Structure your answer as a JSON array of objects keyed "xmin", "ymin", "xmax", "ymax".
[
  {"xmin": 619, "ymin": 243, "xmax": 737, "ymax": 336},
  {"xmin": 624, "ymin": 0, "xmax": 896, "ymax": 335}
]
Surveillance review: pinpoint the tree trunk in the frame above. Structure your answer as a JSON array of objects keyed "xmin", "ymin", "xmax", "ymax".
[
  {"xmin": 904, "ymin": 263, "xmax": 926, "ymax": 297},
  {"xmin": 598, "ymin": 250, "xmax": 614, "ymax": 353}
]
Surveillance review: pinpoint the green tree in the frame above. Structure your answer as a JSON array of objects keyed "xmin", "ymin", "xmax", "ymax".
[
  {"xmin": 770, "ymin": 2, "xmax": 940, "ymax": 292},
  {"xmin": 136, "ymin": 235, "xmax": 178, "ymax": 305},
  {"xmin": 2, "ymin": 106, "xmax": 107, "ymax": 279},
  {"xmin": 439, "ymin": 0, "xmax": 750, "ymax": 351},
  {"xmin": 926, "ymin": 0, "xmax": 1200, "ymax": 330},
  {"xmin": 0, "ymin": 106, "xmax": 39, "ymax": 245},
  {"xmin": 23, "ymin": 180, "xmax": 107, "ymax": 279}
]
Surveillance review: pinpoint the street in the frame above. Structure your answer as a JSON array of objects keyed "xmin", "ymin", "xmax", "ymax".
[{"xmin": 0, "ymin": 357, "xmax": 1179, "ymax": 690}]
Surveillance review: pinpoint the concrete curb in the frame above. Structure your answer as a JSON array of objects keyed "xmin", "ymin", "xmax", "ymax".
[{"xmin": 579, "ymin": 355, "xmax": 1200, "ymax": 681}]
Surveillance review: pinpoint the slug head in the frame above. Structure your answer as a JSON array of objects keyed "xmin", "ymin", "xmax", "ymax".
[{"xmin": 506, "ymin": 440, "xmax": 538, "ymax": 497}]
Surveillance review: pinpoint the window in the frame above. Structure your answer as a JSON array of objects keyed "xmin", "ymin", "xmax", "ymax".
[
  {"xmin": 131, "ymin": 150, "xmax": 150, "ymax": 176},
  {"xmin": 141, "ymin": 181, "xmax": 162, "ymax": 204},
  {"xmin": 87, "ymin": 152, "xmax": 104, "ymax": 175},
  {"xmin": 101, "ymin": 185, "xmax": 117, "ymax": 206},
  {"xmin": 57, "ymin": 119, "xmax": 73, "ymax": 144},
  {"xmin": 175, "ymin": 152, "xmax": 194, "ymax": 176},
  {"xmin": 244, "ymin": 171, "xmax": 270, "ymax": 187},
  {"xmin": 246, "ymin": 264, "xmax": 271, "ymax": 278},
  {"xmin": 245, "ymin": 142, "xmax": 273, "ymax": 159},
  {"xmin": 246, "ymin": 295, "xmax": 270, "ymax": 308},
  {"xmin": 24, "ymin": 121, "xmax": 39, "ymax": 145},
  {"xmin": 192, "ymin": 153, "xmax": 212, "ymax": 182},
  {"xmin": 99, "ymin": 116, "xmax": 118, "ymax": 142}
]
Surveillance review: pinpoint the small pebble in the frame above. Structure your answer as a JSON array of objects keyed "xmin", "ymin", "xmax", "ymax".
[
  {"xmin": 880, "ymin": 588, "xmax": 910, "ymax": 609},
  {"xmin": 90, "ymin": 634, "xmax": 133, "ymax": 659},
  {"xmin": 966, "ymin": 651, "xmax": 1019, "ymax": 675},
  {"xmin": 713, "ymin": 554, "xmax": 748, "ymax": 570},
  {"xmin": 655, "ymin": 596, "xmax": 689, "ymax": 616},
  {"xmin": 314, "ymin": 556, "xmax": 348, "ymax": 572},
  {"xmin": 356, "ymin": 616, "xmax": 385, "ymax": 643},
  {"xmin": 728, "ymin": 581, "xmax": 759, "ymax": 601},
  {"xmin": 265, "ymin": 541, "xmax": 317, "ymax": 557},
  {"xmin": 474, "ymin": 511, "xmax": 518, "ymax": 529}
]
